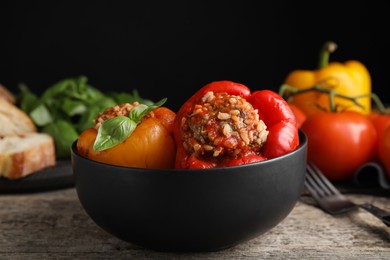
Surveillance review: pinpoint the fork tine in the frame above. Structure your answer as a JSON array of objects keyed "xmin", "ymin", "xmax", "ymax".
[
  {"xmin": 304, "ymin": 165, "xmax": 327, "ymax": 199},
  {"xmin": 307, "ymin": 162, "xmax": 341, "ymax": 197},
  {"xmin": 305, "ymin": 164, "xmax": 328, "ymax": 197},
  {"xmin": 304, "ymin": 173, "xmax": 321, "ymax": 198},
  {"xmin": 305, "ymin": 164, "xmax": 390, "ymax": 223},
  {"xmin": 310, "ymin": 163, "xmax": 342, "ymax": 196}
]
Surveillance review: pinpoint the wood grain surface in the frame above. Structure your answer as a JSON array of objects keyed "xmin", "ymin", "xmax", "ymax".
[{"xmin": 1, "ymin": 188, "xmax": 389, "ymax": 259}]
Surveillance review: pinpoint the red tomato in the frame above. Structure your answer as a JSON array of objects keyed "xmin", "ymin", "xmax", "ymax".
[
  {"xmin": 369, "ymin": 111, "xmax": 390, "ymax": 161},
  {"xmin": 378, "ymin": 125, "xmax": 390, "ymax": 177},
  {"xmin": 301, "ymin": 110, "xmax": 376, "ymax": 181},
  {"xmin": 288, "ymin": 103, "xmax": 307, "ymax": 128}
]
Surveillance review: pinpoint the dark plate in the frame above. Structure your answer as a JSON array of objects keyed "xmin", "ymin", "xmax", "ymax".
[{"xmin": 0, "ymin": 160, "xmax": 74, "ymax": 193}]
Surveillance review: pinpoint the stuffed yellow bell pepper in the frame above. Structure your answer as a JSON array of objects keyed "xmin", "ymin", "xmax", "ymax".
[
  {"xmin": 77, "ymin": 101, "xmax": 177, "ymax": 169},
  {"xmin": 283, "ymin": 41, "xmax": 371, "ymax": 116}
]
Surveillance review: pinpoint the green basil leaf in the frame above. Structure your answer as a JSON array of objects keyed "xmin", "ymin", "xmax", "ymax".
[
  {"xmin": 76, "ymin": 97, "xmax": 117, "ymax": 132},
  {"xmin": 129, "ymin": 98, "xmax": 167, "ymax": 122},
  {"xmin": 93, "ymin": 116, "xmax": 136, "ymax": 152},
  {"xmin": 40, "ymin": 76, "xmax": 105, "ymax": 104},
  {"xmin": 41, "ymin": 120, "xmax": 79, "ymax": 159},
  {"xmin": 128, "ymin": 104, "xmax": 148, "ymax": 122},
  {"xmin": 152, "ymin": 97, "xmax": 168, "ymax": 109},
  {"xmin": 30, "ymin": 104, "xmax": 53, "ymax": 126},
  {"xmin": 16, "ymin": 83, "xmax": 40, "ymax": 113},
  {"xmin": 61, "ymin": 98, "xmax": 87, "ymax": 116},
  {"xmin": 109, "ymin": 89, "xmax": 154, "ymax": 105}
]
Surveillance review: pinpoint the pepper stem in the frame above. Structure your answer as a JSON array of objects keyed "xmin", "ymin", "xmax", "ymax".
[{"xmin": 318, "ymin": 41, "xmax": 338, "ymax": 69}]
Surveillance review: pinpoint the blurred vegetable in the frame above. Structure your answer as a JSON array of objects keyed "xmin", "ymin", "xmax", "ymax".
[
  {"xmin": 16, "ymin": 76, "xmax": 152, "ymax": 159},
  {"xmin": 108, "ymin": 90, "xmax": 154, "ymax": 106},
  {"xmin": 370, "ymin": 94, "xmax": 390, "ymax": 177},
  {"xmin": 282, "ymin": 41, "xmax": 371, "ymax": 116},
  {"xmin": 378, "ymin": 125, "xmax": 390, "ymax": 177},
  {"xmin": 77, "ymin": 106, "xmax": 177, "ymax": 169},
  {"xmin": 288, "ymin": 103, "xmax": 307, "ymax": 128},
  {"xmin": 300, "ymin": 88, "xmax": 377, "ymax": 182},
  {"xmin": 302, "ymin": 110, "xmax": 376, "ymax": 181},
  {"xmin": 42, "ymin": 119, "xmax": 79, "ymax": 158},
  {"xmin": 173, "ymin": 80, "xmax": 299, "ymax": 169},
  {"xmin": 368, "ymin": 95, "xmax": 390, "ymax": 161}
]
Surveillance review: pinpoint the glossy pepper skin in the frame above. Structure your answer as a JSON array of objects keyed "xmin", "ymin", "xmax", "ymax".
[
  {"xmin": 248, "ymin": 90, "xmax": 299, "ymax": 159},
  {"xmin": 284, "ymin": 41, "xmax": 371, "ymax": 116},
  {"xmin": 173, "ymin": 80, "xmax": 299, "ymax": 169},
  {"xmin": 77, "ymin": 107, "xmax": 177, "ymax": 169}
]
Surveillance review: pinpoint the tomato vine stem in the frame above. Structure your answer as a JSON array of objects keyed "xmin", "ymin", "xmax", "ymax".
[{"xmin": 279, "ymin": 84, "xmax": 366, "ymax": 112}]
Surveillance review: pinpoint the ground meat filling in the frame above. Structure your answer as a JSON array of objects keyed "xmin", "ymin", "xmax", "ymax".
[{"xmin": 180, "ymin": 91, "xmax": 269, "ymax": 160}]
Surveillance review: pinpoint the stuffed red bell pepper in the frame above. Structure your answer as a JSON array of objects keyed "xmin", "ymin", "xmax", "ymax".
[{"xmin": 173, "ymin": 80, "xmax": 299, "ymax": 169}]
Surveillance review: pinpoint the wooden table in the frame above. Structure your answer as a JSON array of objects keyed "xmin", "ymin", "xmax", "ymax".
[{"xmin": 1, "ymin": 187, "xmax": 390, "ymax": 259}]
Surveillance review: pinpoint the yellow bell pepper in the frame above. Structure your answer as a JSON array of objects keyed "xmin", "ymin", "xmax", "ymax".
[{"xmin": 283, "ymin": 41, "xmax": 371, "ymax": 116}]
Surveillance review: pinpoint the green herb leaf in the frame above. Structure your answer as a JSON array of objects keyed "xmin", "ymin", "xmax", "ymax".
[
  {"xmin": 128, "ymin": 104, "xmax": 149, "ymax": 122},
  {"xmin": 129, "ymin": 98, "xmax": 167, "ymax": 122},
  {"xmin": 109, "ymin": 89, "xmax": 154, "ymax": 105},
  {"xmin": 75, "ymin": 97, "xmax": 117, "ymax": 132},
  {"xmin": 30, "ymin": 104, "xmax": 53, "ymax": 126},
  {"xmin": 41, "ymin": 120, "xmax": 79, "ymax": 159},
  {"xmin": 61, "ymin": 99, "xmax": 87, "ymax": 117},
  {"xmin": 15, "ymin": 75, "xmax": 160, "ymax": 159},
  {"xmin": 93, "ymin": 98, "xmax": 167, "ymax": 152},
  {"xmin": 93, "ymin": 116, "xmax": 136, "ymax": 152},
  {"xmin": 16, "ymin": 83, "xmax": 40, "ymax": 113}
]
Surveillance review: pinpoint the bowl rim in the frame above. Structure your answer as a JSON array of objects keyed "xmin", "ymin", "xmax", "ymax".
[{"xmin": 71, "ymin": 130, "xmax": 307, "ymax": 173}]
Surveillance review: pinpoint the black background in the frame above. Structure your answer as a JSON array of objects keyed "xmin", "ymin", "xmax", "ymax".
[{"xmin": 1, "ymin": 0, "xmax": 389, "ymax": 111}]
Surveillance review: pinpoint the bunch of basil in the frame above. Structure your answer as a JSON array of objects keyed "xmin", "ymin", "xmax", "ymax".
[{"xmin": 16, "ymin": 76, "xmax": 153, "ymax": 159}]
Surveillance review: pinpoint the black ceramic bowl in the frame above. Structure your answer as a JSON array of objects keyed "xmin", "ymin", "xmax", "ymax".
[{"xmin": 71, "ymin": 131, "xmax": 307, "ymax": 252}]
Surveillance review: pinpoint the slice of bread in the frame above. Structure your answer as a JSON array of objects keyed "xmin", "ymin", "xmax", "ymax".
[
  {"xmin": 0, "ymin": 133, "xmax": 56, "ymax": 180},
  {"xmin": 0, "ymin": 98, "xmax": 37, "ymax": 136},
  {"xmin": 0, "ymin": 84, "xmax": 15, "ymax": 104}
]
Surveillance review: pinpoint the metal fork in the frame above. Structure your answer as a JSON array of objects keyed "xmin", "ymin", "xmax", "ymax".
[{"xmin": 305, "ymin": 162, "xmax": 390, "ymax": 227}]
